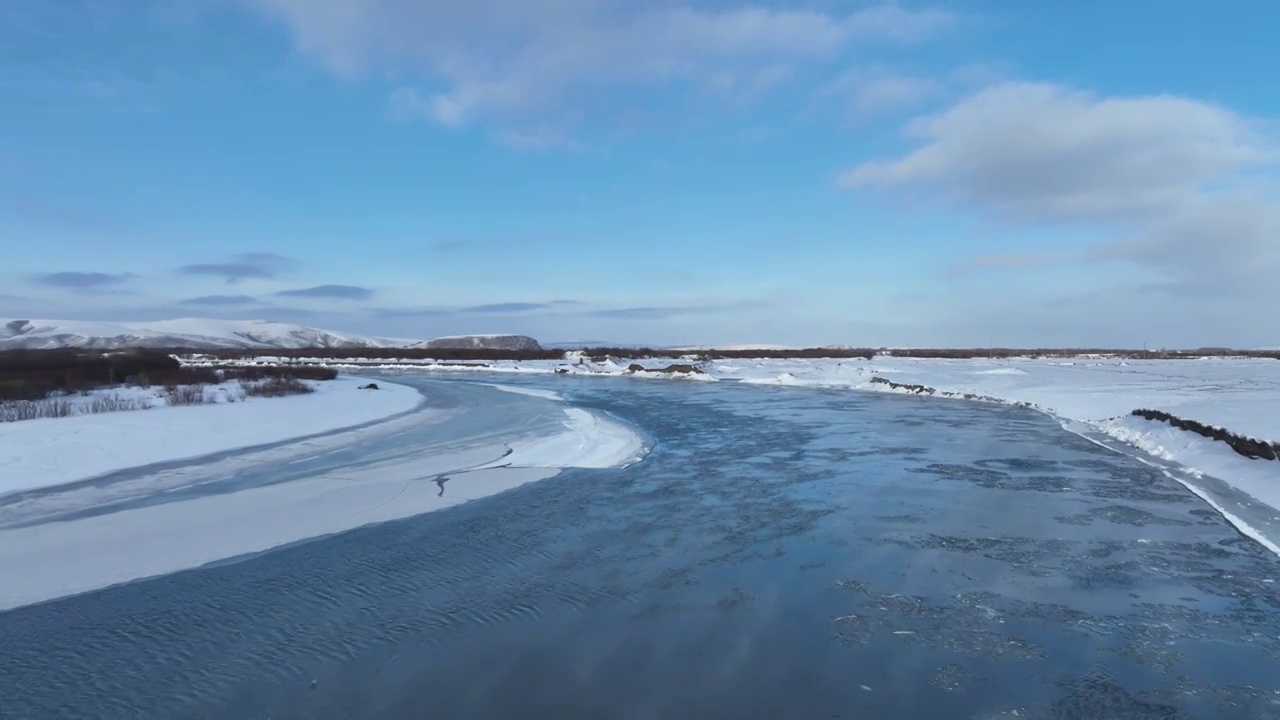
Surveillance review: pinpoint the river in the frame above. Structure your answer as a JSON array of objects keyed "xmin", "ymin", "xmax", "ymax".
[{"xmin": 2, "ymin": 375, "xmax": 1277, "ymax": 718}]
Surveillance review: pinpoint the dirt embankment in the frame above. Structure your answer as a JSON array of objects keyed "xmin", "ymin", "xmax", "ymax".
[
  {"xmin": 1132, "ymin": 409, "xmax": 1280, "ymax": 462},
  {"xmin": 869, "ymin": 376, "xmax": 1032, "ymax": 407}
]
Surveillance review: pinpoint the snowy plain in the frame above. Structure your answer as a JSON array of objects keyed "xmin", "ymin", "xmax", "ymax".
[{"xmin": 0, "ymin": 376, "xmax": 424, "ymax": 497}]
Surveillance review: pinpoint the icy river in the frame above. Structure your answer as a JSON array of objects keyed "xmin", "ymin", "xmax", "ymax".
[{"xmin": 2, "ymin": 375, "xmax": 1278, "ymax": 718}]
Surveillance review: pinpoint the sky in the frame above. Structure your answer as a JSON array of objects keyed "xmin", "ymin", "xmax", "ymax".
[{"xmin": 2, "ymin": 0, "xmax": 1278, "ymax": 348}]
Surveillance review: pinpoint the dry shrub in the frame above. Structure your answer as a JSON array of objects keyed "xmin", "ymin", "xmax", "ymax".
[
  {"xmin": 0, "ymin": 401, "xmax": 41, "ymax": 422},
  {"xmin": 164, "ymin": 384, "xmax": 211, "ymax": 406},
  {"xmin": 0, "ymin": 397, "xmax": 76, "ymax": 422},
  {"xmin": 42, "ymin": 397, "xmax": 75, "ymax": 417},
  {"xmin": 146, "ymin": 367, "xmax": 220, "ymax": 387},
  {"xmin": 224, "ymin": 365, "xmax": 337, "ymax": 382},
  {"xmin": 86, "ymin": 393, "xmax": 153, "ymax": 414},
  {"xmin": 243, "ymin": 376, "xmax": 314, "ymax": 398}
]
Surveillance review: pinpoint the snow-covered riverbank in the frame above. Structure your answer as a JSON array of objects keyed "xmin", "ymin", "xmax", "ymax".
[
  {"xmin": 0, "ymin": 379, "xmax": 644, "ymax": 610},
  {"xmin": 739, "ymin": 357, "xmax": 1280, "ymax": 509},
  {"xmin": 0, "ymin": 376, "xmax": 423, "ymax": 496}
]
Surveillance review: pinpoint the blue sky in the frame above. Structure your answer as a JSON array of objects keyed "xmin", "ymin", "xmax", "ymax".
[{"xmin": 3, "ymin": 1, "xmax": 1278, "ymax": 347}]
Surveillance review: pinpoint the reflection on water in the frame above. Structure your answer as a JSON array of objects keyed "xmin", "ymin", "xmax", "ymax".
[{"xmin": 1, "ymin": 377, "xmax": 1278, "ymax": 719}]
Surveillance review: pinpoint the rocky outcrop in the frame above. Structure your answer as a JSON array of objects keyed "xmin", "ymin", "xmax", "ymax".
[
  {"xmin": 626, "ymin": 363, "xmax": 704, "ymax": 375},
  {"xmin": 654, "ymin": 364, "xmax": 703, "ymax": 374},
  {"xmin": 415, "ymin": 335, "xmax": 542, "ymax": 351}
]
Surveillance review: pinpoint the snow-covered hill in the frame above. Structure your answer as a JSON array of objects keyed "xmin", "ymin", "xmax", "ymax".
[
  {"xmin": 411, "ymin": 334, "xmax": 543, "ymax": 351},
  {"xmin": 0, "ymin": 319, "xmax": 394, "ymax": 350}
]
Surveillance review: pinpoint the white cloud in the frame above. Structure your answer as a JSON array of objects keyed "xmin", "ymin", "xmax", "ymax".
[
  {"xmin": 844, "ymin": 80, "xmax": 1280, "ymax": 319},
  {"xmin": 389, "ymin": 86, "xmax": 467, "ymax": 127},
  {"xmin": 823, "ymin": 68, "xmax": 940, "ymax": 121},
  {"xmin": 840, "ymin": 4, "xmax": 953, "ymax": 43},
  {"xmin": 244, "ymin": 0, "xmax": 954, "ymax": 128},
  {"xmin": 493, "ymin": 125, "xmax": 583, "ymax": 151},
  {"xmin": 843, "ymin": 82, "xmax": 1273, "ymax": 221},
  {"xmin": 1099, "ymin": 196, "xmax": 1280, "ymax": 293}
]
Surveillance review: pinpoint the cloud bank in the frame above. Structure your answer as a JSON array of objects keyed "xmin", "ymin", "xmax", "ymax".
[{"xmin": 246, "ymin": 0, "xmax": 952, "ymax": 132}]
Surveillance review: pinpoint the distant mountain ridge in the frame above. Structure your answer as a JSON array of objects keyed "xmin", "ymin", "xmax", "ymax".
[
  {"xmin": 0, "ymin": 319, "xmax": 394, "ymax": 350},
  {"xmin": 411, "ymin": 334, "xmax": 542, "ymax": 351}
]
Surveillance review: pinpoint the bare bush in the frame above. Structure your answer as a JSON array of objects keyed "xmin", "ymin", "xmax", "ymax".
[
  {"xmin": 43, "ymin": 397, "xmax": 75, "ymax": 417},
  {"xmin": 243, "ymin": 377, "xmax": 314, "ymax": 398},
  {"xmin": 0, "ymin": 401, "xmax": 40, "ymax": 422},
  {"xmin": 86, "ymin": 393, "xmax": 153, "ymax": 414},
  {"xmin": 163, "ymin": 384, "xmax": 211, "ymax": 406},
  {"xmin": 146, "ymin": 367, "xmax": 220, "ymax": 387},
  {"xmin": 0, "ymin": 397, "xmax": 76, "ymax": 422},
  {"xmin": 225, "ymin": 365, "xmax": 337, "ymax": 382}
]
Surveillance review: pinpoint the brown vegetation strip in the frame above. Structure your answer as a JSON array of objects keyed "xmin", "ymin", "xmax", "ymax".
[
  {"xmin": 869, "ymin": 376, "xmax": 1030, "ymax": 407},
  {"xmin": 1, "ymin": 349, "xmax": 182, "ymax": 401},
  {"xmin": 1132, "ymin": 409, "xmax": 1280, "ymax": 462},
  {"xmin": 0, "ymin": 350, "xmax": 338, "ymax": 402}
]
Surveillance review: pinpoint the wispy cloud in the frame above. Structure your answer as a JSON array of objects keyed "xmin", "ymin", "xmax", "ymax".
[
  {"xmin": 6, "ymin": 196, "xmax": 126, "ymax": 232},
  {"xmin": 460, "ymin": 302, "xmax": 549, "ymax": 314},
  {"xmin": 252, "ymin": 306, "xmax": 321, "ymax": 320},
  {"xmin": 178, "ymin": 253, "xmax": 298, "ymax": 283},
  {"xmin": 821, "ymin": 68, "xmax": 941, "ymax": 122},
  {"xmin": 492, "ymin": 125, "xmax": 582, "ymax": 151},
  {"xmin": 32, "ymin": 271, "xmax": 134, "ymax": 293},
  {"xmin": 590, "ymin": 306, "xmax": 691, "ymax": 320},
  {"xmin": 245, "ymin": 0, "xmax": 955, "ymax": 135},
  {"xmin": 177, "ymin": 294, "xmax": 261, "ymax": 306},
  {"xmin": 945, "ymin": 252, "xmax": 1062, "ymax": 277},
  {"xmin": 369, "ymin": 306, "xmax": 452, "ymax": 318},
  {"xmin": 275, "ymin": 284, "xmax": 374, "ymax": 300}
]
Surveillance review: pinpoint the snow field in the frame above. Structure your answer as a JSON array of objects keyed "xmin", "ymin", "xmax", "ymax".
[{"xmin": 0, "ymin": 376, "xmax": 424, "ymax": 496}]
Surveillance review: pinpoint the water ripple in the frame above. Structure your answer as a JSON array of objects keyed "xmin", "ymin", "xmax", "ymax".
[{"xmin": 1, "ymin": 378, "xmax": 1278, "ymax": 719}]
